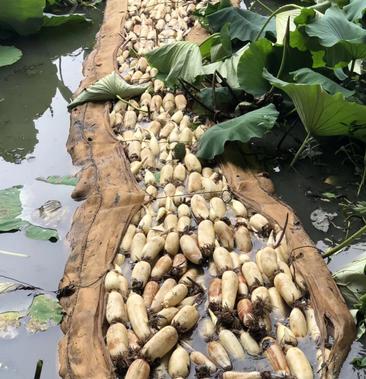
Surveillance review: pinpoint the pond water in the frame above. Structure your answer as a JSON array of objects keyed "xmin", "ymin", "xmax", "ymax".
[
  {"xmin": 0, "ymin": 10, "xmax": 102, "ymax": 379},
  {"xmin": 271, "ymin": 163, "xmax": 366, "ymax": 376},
  {"xmin": 260, "ymin": 130, "xmax": 366, "ymax": 378}
]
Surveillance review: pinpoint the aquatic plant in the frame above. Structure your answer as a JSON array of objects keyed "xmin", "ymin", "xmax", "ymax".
[{"xmin": 0, "ymin": 0, "xmax": 97, "ymax": 67}]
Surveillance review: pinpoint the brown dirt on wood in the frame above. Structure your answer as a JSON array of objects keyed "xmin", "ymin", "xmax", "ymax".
[{"xmin": 58, "ymin": 0, "xmax": 144, "ymax": 378}]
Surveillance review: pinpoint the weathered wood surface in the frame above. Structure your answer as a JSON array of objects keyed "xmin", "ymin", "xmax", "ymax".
[
  {"xmin": 58, "ymin": 1, "xmax": 144, "ymax": 378},
  {"xmin": 220, "ymin": 150, "xmax": 356, "ymax": 378}
]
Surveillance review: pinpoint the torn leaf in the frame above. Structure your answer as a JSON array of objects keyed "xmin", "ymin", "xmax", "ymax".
[{"xmin": 26, "ymin": 294, "xmax": 63, "ymax": 333}]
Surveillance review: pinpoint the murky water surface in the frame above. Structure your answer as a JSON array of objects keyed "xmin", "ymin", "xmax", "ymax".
[
  {"xmin": 0, "ymin": 10, "xmax": 102, "ymax": 378},
  {"xmin": 260, "ymin": 131, "xmax": 366, "ymax": 378}
]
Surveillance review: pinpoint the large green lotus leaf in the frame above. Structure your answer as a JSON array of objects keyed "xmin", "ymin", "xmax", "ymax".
[
  {"xmin": 0, "ymin": 0, "xmax": 45, "ymax": 35},
  {"xmin": 68, "ymin": 72, "xmax": 149, "ymax": 109},
  {"xmin": 289, "ymin": 7, "xmax": 364, "ymax": 68},
  {"xmin": 42, "ymin": 13, "xmax": 91, "ymax": 28},
  {"xmin": 343, "ymin": 0, "xmax": 366, "ymax": 23},
  {"xmin": 237, "ymin": 38, "xmax": 274, "ymax": 96},
  {"xmin": 196, "ymin": 104, "xmax": 279, "ymax": 160},
  {"xmin": 305, "ymin": 6, "xmax": 366, "ymax": 67},
  {"xmin": 0, "ymin": 45, "xmax": 22, "ymax": 67},
  {"xmin": 319, "ymin": 42, "xmax": 366, "ymax": 69},
  {"xmin": 206, "ymin": 7, "xmax": 276, "ymax": 43},
  {"xmin": 290, "ymin": 68, "xmax": 354, "ymax": 97},
  {"xmin": 145, "ymin": 42, "xmax": 203, "ymax": 85},
  {"xmin": 202, "ymin": 46, "xmax": 248, "ymax": 88},
  {"xmin": 264, "ymin": 69, "xmax": 366, "ymax": 140},
  {"xmin": 305, "ymin": 6, "xmax": 366, "ymax": 47},
  {"xmin": 26, "ymin": 294, "xmax": 63, "ymax": 332}
]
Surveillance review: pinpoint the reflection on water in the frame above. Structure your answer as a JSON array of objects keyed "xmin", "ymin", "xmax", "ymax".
[
  {"xmin": 0, "ymin": 9, "xmax": 102, "ymax": 379},
  {"xmin": 0, "ymin": 21, "xmax": 96, "ymax": 164}
]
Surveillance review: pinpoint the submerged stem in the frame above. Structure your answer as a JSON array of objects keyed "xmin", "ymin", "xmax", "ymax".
[
  {"xmin": 323, "ymin": 223, "xmax": 366, "ymax": 258},
  {"xmin": 290, "ymin": 131, "xmax": 311, "ymax": 167}
]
